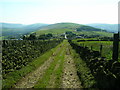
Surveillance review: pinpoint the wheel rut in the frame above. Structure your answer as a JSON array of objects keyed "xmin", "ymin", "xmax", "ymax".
[{"xmin": 61, "ymin": 44, "xmax": 82, "ymax": 88}]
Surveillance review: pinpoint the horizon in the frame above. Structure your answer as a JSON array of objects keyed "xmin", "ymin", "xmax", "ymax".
[
  {"xmin": 0, "ymin": 22, "xmax": 118, "ymax": 25},
  {"xmin": 1, "ymin": 0, "xmax": 119, "ymax": 24}
]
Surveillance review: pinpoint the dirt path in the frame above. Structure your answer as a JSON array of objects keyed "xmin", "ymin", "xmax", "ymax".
[
  {"xmin": 14, "ymin": 40, "xmax": 82, "ymax": 88},
  {"xmin": 61, "ymin": 43, "xmax": 82, "ymax": 88},
  {"xmin": 15, "ymin": 45, "xmax": 61, "ymax": 88}
]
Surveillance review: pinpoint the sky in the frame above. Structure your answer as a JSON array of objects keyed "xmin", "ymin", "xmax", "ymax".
[{"xmin": 0, "ymin": 0, "xmax": 119, "ymax": 24}]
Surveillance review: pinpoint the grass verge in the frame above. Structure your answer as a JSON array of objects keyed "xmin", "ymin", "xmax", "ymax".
[{"xmin": 69, "ymin": 45, "xmax": 97, "ymax": 88}]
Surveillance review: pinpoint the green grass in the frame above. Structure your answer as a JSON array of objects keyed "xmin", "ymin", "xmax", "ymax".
[
  {"xmin": 36, "ymin": 29, "xmax": 73, "ymax": 36},
  {"xmin": 69, "ymin": 44, "xmax": 97, "ymax": 88},
  {"xmin": 73, "ymin": 40, "xmax": 113, "ymax": 60},
  {"xmin": 74, "ymin": 31, "xmax": 113, "ymax": 37},
  {"xmin": 72, "ymin": 38, "xmax": 99, "ymax": 41},
  {"xmin": 37, "ymin": 23, "xmax": 84, "ymax": 30},
  {"xmin": 2, "ymin": 42, "xmax": 62, "ymax": 88},
  {"xmin": 34, "ymin": 41, "xmax": 66, "ymax": 88},
  {"xmin": 93, "ymin": 31, "xmax": 113, "ymax": 37}
]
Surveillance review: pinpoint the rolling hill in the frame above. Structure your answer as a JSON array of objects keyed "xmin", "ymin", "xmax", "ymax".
[
  {"xmin": 35, "ymin": 23, "xmax": 84, "ymax": 35},
  {"xmin": 1, "ymin": 23, "xmax": 49, "ymax": 39},
  {"xmin": 85, "ymin": 23, "xmax": 118, "ymax": 33},
  {"xmin": 38, "ymin": 22, "xmax": 83, "ymax": 30},
  {"xmin": 35, "ymin": 22, "xmax": 113, "ymax": 37},
  {"xmin": 0, "ymin": 23, "xmax": 25, "ymax": 28},
  {"xmin": 1, "ymin": 22, "xmax": 114, "ymax": 40}
]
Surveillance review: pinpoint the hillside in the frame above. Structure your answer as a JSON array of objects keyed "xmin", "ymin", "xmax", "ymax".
[
  {"xmin": 85, "ymin": 23, "xmax": 118, "ymax": 33},
  {"xmin": 38, "ymin": 22, "xmax": 84, "ymax": 30},
  {"xmin": 35, "ymin": 23, "xmax": 113, "ymax": 37},
  {"xmin": 1, "ymin": 23, "xmax": 49, "ymax": 39},
  {"xmin": 1, "ymin": 22, "xmax": 114, "ymax": 40},
  {"xmin": 35, "ymin": 23, "xmax": 83, "ymax": 35}
]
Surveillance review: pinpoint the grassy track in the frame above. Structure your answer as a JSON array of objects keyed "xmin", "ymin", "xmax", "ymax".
[
  {"xmin": 34, "ymin": 40, "xmax": 83, "ymax": 88},
  {"xmin": 34, "ymin": 42, "xmax": 65, "ymax": 88},
  {"xmin": 61, "ymin": 43, "xmax": 82, "ymax": 88},
  {"xmin": 3, "ymin": 39, "xmax": 119, "ymax": 89},
  {"xmin": 4, "ymin": 40, "xmax": 83, "ymax": 88}
]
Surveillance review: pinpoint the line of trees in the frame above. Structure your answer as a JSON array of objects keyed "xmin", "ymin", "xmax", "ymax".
[{"xmin": 23, "ymin": 33, "xmax": 53, "ymax": 40}]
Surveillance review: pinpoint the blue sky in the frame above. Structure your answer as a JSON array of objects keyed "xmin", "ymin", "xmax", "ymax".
[{"xmin": 0, "ymin": 0, "xmax": 119, "ymax": 24}]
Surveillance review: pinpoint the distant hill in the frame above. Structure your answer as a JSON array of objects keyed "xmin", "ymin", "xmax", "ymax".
[
  {"xmin": 35, "ymin": 23, "xmax": 84, "ymax": 35},
  {"xmin": 35, "ymin": 22, "xmax": 113, "ymax": 37},
  {"xmin": 85, "ymin": 23, "xmax": 118, "ymax": 33},
  {"xmin": 1, "ymin": 23, "xmax": 49, "ymax": 39},
  {"xmin": 0, "ymin": 23, "xmax": 25, "ymax": 29},
  {"xmin": 38, "ymin": 22, "xmax": 84, "ymax": 30},
  {"xmin": 1, "ymin": 22, "xmax": 114, "ymax": 39}
]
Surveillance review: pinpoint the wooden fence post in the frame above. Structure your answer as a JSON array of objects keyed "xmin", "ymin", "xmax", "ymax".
[
  {"xmin": 100, "ymin": 45, "xmax": 102, "ymax": 56},
  {"xmin": 91, "ymin": 46, "xmax": 93, "ymax": 50},
  {"xmin": 112, "ymin": 33, "xmax": 119, "ymax": 61}
]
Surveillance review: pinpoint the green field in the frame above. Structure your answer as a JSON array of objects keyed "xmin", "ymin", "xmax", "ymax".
[
  {"xmin": 73, "ymin": 40, "xmax": 113, "ymax": 60},
  {"xmin": 74, "ymin": 31, "xmax": 113, "ymax": 37}
]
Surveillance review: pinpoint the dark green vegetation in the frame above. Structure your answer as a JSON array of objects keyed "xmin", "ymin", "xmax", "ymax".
[
  {"xmin": 23, "ymin": 33, "xmax": 54, "ymax": 40},
  {"xmin": 119, "ymin": 40, "xmax": 120, "ymax": 61},
  {"xmin": 69, "ymin": 40, "xmax": 120, "ymax": 88},
  {"xmin": 2, "ymin": 39, "xmax": 62, "ymax": 88},
  {"xmin": 2, "ymin": 40, "xmax": 62, "ymax": 76}
]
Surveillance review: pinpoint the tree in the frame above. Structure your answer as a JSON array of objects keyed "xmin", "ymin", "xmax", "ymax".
[
  {"xmin": 38, "ymin": 34, "xmax": 46, "ymax": 40},
  {"xmin": 38, "ymin": 33, "xmax": 53, "ymax": 40},
  {"xmin": 28, "ymin": 34, "xmax": 36, "ymax": 40},
  {"xmin": 46, "ymin": 33, "xmax": 53, "ymax": 38},
  {"xmin": 22, "ymin": 35, "xmax": 26, "ymax": 40}
]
